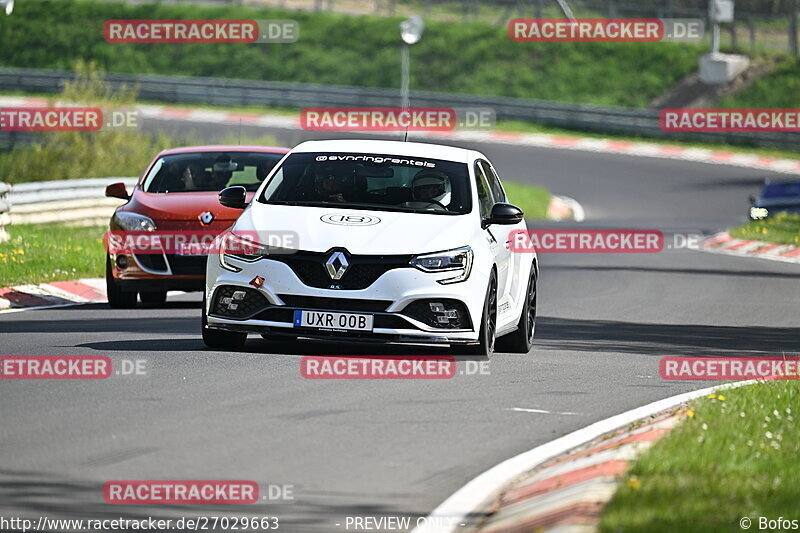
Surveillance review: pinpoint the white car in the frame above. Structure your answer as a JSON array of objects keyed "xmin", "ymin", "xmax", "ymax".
[{"xmin": 202, "ymin": 139, "xmax": 538, "ymax": 357}]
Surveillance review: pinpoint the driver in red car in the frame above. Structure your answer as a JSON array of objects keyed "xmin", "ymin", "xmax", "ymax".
[
  {"xmin": 180, "ymin": 164, "xmax": 207, "ymax": 191},
  {"xmin": 210, "ymin": 155, "xmax": 237, "ymax": 189}
]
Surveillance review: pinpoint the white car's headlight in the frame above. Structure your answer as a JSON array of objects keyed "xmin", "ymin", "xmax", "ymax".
[
  {"xmin": 410, "ymin": 246, "xmax": 473, "ymax": 284},
  {"xmin": 218, "ymin": 232, "xmax": 270, "ymax": 272},
  {"xmin": 112, "ymin": 212, "xmax": 156, "ymax": 232}
]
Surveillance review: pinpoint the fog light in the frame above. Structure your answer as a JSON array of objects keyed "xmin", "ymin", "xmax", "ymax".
[
  {"xmin": 429, "ymin": 302, "xmax": 445, "ymax": 313},
  {"xmin": 436, "ymin": 315, "xmax": 449, "ymax": 324},
  {"xmin": 115, "ymin": 255, "xmax": 129, "ymax": 269},
  {"xmin": 232, "ymin": 290, "xmax": 246, "ymax": 300}
]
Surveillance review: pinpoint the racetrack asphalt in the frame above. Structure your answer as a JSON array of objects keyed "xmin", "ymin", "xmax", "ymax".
[{"xmin": 1, "ymin": 121, "xmax": 798, "ymax": 532}]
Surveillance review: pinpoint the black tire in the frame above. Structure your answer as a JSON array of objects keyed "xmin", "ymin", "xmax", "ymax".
[
  {"xmin": 106, "ymin": 256, "xmax": 137, "ymax": 309},
  {"xmin": 456, "ymin": 272, "xmax": 497, "ymax": 359},
  {"xmin": 202, "ymin": 298, "xmax": 247, "ymax": 350},
  {"xmin": 139, "ymin": 291, "xmax": 167, "ymax": 305},
  {"xmin": 497, "ymin": 264, "xmax": 537, "ymax": 354}
]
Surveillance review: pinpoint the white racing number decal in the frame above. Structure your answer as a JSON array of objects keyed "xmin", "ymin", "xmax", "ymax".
[{"xmin": 320, "ymin": 214, "xmax": 381, "ymax": 226}]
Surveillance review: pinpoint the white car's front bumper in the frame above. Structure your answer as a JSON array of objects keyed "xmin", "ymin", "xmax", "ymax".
[{"xmin": 205, "ymin": 252, "xmax": 489, "ymax": 345}]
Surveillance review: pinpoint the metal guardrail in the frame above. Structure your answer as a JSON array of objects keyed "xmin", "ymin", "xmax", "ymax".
[
  {"xmin": 7, "ymin": 177, "xmax": 137, "ymax": 225},
  {"xmin": 0, "ymin": 182, "xmax": 10, "ymax": 242},
  {"xmin": 1, "ymin": 67, "xmax": 799, "ymax": 149},
  {"xmin": 9, "ymin": 177, "xmax": 138, "ymax": 205}
]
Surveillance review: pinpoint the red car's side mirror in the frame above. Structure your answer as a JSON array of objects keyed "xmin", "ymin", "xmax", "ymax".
[{"xmin": 105, "ymin": 182, "xmax": 130, "ymax": 200}]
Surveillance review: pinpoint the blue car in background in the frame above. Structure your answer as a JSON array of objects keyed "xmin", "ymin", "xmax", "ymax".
[{"xmin": 749, "ymin": 180, "xmax": 800, "ymax": 220}]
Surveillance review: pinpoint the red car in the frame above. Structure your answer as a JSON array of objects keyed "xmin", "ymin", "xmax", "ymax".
[{"xmin": 104, "ymin": 145, "xmax": 289, "ymax": 308}]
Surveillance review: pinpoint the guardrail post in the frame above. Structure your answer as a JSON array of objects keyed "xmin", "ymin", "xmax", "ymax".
[{"xmin": 0, "ymin": 182, "xmax": 10, "ymax": 243}]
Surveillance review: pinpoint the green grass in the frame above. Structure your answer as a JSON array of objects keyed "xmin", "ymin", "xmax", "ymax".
[
  {"xmin": 0, "ymin": 62, "xmax": 279, "ymax": 184},
  {"xmin": 600, "ymin": 381, "xmax": 800, "ymax": 533},
  {"xmin": 503, "ymin": 181, "xmax": 551, "ymax": 219},
  {"xmin": 0, "ymin": 224, "xmax": 106, "ymax": 286},
  {"xmin": 0, "ymin": 0, "xmax": 704, "ymax": 108},
  {"xmin": 0, "ymin": 129, "xmax": 278, "ymax": 184},
  {"xmin": 729, "ymin": 212, "xmax": 800, "ymax": 246},
  {"xmin": 720, "ymin": 58, "xmax": 800, "ymax": 108}
]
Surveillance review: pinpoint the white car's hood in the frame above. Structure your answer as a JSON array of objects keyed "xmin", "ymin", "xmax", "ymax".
[{"xmin": 239, "ymin": 203, "xmax": 477, "ymax": 255}]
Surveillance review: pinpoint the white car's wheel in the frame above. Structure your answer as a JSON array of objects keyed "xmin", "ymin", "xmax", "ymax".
[
  {"xmin": 202, "ymin": 296, "xmax": 247, "ymax": 350},
  {"xmin": 497, "ymin": 265, "xmax": 536, "ymax": 354},
  {"xmin": 456, "ymin": 272, "xmax": 496, "ymax": 359}
]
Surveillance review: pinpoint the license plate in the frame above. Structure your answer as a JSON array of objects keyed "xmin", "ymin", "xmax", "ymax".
[{"xmin": 293, "ymin": 310, "xmax": 373, "ymax": 331}]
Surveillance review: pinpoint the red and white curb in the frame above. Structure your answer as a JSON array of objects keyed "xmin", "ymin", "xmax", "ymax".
[
  {"xmin": 412, "ymin": 381, "xmax": 755, "ymax": 533},
  {"xmin": 548, "ymin": 195, "xmax": 586, "ymax": 222},
  {"xmin": 474, "ymin": 411, "xmax": 683, "ymax": 533},
  {"xmin": 702, "ymin": 232, "xmax": 800, "ymax": 264},
  {"xmin": 0, "ymin": 278, "xmax": 106, "ymax": 312},
  {"xmin": 3, "ymin": 96, "xmax": 800, "ymax": 175}
]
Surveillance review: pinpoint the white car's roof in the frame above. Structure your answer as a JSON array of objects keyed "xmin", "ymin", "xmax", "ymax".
[{"xmin": 291, "ymin": 139, "xmax": 480, "ymax": 164}]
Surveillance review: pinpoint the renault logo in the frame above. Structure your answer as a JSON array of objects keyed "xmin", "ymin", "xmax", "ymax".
[
  {"xmin": 199, "ymin": 211, "xmax": 214, "ymax": 225},
  {"xmin": 325, "ymin": 251, "xmax": 349, "ymax": 280}
]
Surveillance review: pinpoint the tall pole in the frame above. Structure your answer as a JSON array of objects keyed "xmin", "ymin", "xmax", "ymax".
[
  {"xmin": 791, "ymin": 0, "xmax": 798, "ymax": 58},
  {"xmin": 711, "ymin": 19, "xmax": 720, "ymax": 54},
  {"xmin": 399, "ymin": 16, "xmax": 423, "ymax": 112},
  {"xmin": 400, "ymin": 42, "xmax": 410, "ymax": 111}
]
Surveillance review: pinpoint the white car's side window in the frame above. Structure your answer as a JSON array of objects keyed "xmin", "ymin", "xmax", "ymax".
[
  {"xmin": 474, "ymin": 160, "xmax": 495, "ymax": 218},
  {"xmin": 481, "ymin": 160, "xmax": 506, "ymax": 203}
]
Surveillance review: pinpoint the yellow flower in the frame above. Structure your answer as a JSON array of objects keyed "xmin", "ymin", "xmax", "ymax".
[
  {"xmin": 628, "ymin": 476, "xmax": 642, "ymax": 490},
  {"xmin": 708, "ymin": 393, "xmax": 716, "ymax": 399},
  {"xmin": 717, "ymin": 395, "xmax": 726, "ymax": 401},
  {"xmin": 686, "ymin": 409, "xmax": 695, "ymax": 418}
]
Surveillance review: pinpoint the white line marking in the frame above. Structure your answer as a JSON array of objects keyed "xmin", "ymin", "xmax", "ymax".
[
  {"xmin": 506, "ymin": 407, "xmax": 580, "ymax": 415},
  {"xmin": 412, "ymin": 380, "xmax": 756, "ymax": 533},
  {"xmin": 0, "ymin": 302, "xmax": 86, "ymax": 314}
]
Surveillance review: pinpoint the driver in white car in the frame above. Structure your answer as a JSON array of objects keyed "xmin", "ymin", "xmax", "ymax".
[{"xmin": 409, "ymin": 170, "xmax": 451, "ymax": 209}]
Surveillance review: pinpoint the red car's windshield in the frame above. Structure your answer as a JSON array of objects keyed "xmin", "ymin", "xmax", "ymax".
[{"xmin": 142, "ymin": 151, "xmax": 284, "ymax": 193}]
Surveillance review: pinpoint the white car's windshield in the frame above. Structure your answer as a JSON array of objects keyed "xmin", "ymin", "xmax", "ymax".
[{"xmin": 258, "ymin": 152, "xmax": 472, "ymax": 215}]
